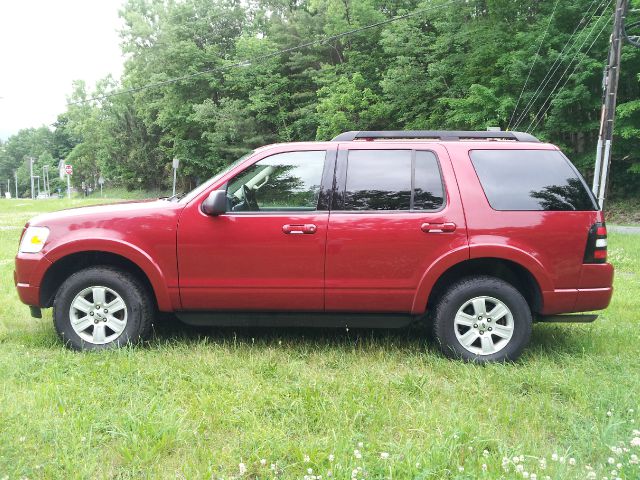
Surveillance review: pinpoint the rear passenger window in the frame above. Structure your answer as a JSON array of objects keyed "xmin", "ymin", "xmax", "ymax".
[
  {"xmin": 470, "ymin": 150, "xmax": 597, "ymax": 211},
  {"xmin": 344, "ymin": 150, "xmax": 444, "ymax": 211}
]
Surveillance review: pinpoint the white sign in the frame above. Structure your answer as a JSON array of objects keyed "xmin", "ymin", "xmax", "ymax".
[
  {"xmin": 98, "ymin": 176, "xmax": 105, "ymax": 185},
  {"xmin": 172, "ymin": 158, "xmax": 180, "ymax": 169},
  {"xmin": 65, "ymin": 164, "xmax": 73, "ymax": 175}
]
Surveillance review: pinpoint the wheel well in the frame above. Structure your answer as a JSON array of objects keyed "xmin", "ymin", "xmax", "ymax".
[
  {"xmin": 40, "ymin": 251, "xmax": 156, "ymax": 309},
  {"xmin": 426, "ymin": 258, "xmax": 543, "ymax": 314}
]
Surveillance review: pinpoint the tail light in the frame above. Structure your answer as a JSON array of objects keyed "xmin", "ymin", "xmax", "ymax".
[{"xmin": 584, "ymin": 222, "xmax": 607, "ymax": 263}]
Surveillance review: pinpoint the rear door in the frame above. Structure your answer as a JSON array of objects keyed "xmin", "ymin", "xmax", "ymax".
[{"xmin": 325, "ymin": 143, "xmax": 468, "ymax": 313}]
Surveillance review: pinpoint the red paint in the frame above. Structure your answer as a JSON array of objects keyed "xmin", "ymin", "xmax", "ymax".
[{"xmin": 15, "ymin": 139, "xmax": 614, "ymax": 318}]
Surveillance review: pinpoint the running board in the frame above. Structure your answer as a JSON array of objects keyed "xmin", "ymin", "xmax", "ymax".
[
  {"xmin": 537, "ymin": 314, "xmax": 598, "ymax": 323},
  {"xmin": 176, "ymin": 311, "xmax": 416, "ymax": 329}
]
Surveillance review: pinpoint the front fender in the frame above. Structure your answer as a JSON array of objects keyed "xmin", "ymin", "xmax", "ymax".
[{"xmin": 42, "ymin": 238, "xmax": 174, "ymax": 312}]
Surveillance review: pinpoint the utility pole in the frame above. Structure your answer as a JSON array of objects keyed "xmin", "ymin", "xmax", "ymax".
[
  {"xmin": 592, "ymin": 0, "xmax": 630, "ymax": 209},
  {"xmin": 14, "ymin": 171, "xmax": 18, "ymax": 198},
  {"xmin": 29, "ymin": 157, "xmax": 35, "ymax": 200}
]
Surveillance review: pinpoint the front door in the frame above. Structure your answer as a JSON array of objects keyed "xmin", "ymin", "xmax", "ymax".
[
  {"xmin": 178, "ymin": 147, "xmax": 335, "ymax": 311},
  {"xmin": 325, "ymin": 144, "xmax": 467, "ymax": 313}
]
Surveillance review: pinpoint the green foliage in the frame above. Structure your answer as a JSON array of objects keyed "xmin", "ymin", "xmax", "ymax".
[{"xmin": 2, "ymin": 0, "xmax": 639, "ymax": 197}]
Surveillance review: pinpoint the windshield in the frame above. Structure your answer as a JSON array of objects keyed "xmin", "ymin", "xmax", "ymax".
[{"xmin": 175, "ymin": 152, "xmax": 253, "ymax": 204}]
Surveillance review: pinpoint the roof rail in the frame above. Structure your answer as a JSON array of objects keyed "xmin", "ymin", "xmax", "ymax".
[{"xmin": 331, "ymin": 130, "xmax": 540, "ymax": 143}]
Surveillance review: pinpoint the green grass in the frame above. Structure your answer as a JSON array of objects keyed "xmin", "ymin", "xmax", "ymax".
[
  {"xmin": 1, "ymin": 199, "xmax": 639, "ymax": 479},
  {"xmin": 606, "ymin": 198, "xmax": 640, "ymax": 225}
]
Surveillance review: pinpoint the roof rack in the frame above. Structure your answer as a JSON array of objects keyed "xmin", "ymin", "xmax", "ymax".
[{"xmin": 331, "ymin": 130, "xmax": 540, "ymax": 143}]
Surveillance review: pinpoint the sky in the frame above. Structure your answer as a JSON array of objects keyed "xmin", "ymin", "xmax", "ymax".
[{"xmin": 0, "ymin": 0, "xmax": 126, "ymax": 140}]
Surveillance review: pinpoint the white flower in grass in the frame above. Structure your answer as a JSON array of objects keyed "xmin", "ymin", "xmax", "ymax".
[
  {"xmin": 380, "ymin": 452, "xmax": 389, "ymax": 460},
  {"xmin": 516, "ymin": 464, "xmax": 524, "ymax": 473},
  {"xmin": 587, "ymin": 473, "xmax": 596, "ymax": 480},
  {"xmin": 468, "ymin": 446, "xmax": 474, "ymax": 451},
  {"xmin": 358, "ymin": 442, "xmax": 364, "ymax": 448},
  {"xmin": 551, "ymin": 453, "xmax": 559, "ymax": 462},
  {"xmin": 354, "ymin": 449, "xmax": 362, "ymax": 459},
  {"xmin": 270, "ymin": 463, "xmax": 276, "ymax": 470},
  {"xmin": 522, "ymin": 472, "xmax": 529, "ymax": 479},
  {"xmin": 239, "ymin": 463, "xmax": 247, "ymax": 475},
  {"xmin": 328, "ymin": 454, "xmax": 334, "ymax": 462},
  {"xmin": 520, "ymin": 455, "xmax": 525, "ymax": 462},
  {"xmin": 630, "ymin": 453, "xmax": 638, "ymax": 464},
  {"xmin": 611, "ymin": 470, "xmax": 618, "ymax": 477},
  {"xmin": 415, "ymin": 462, "xmax": 420, "ymax": 468},
  {"xmin": 616, "ymin": 462, "xmax": 621, "ymax": 468},
  {"xmin": 458, "ymin": 466, "xmax": 464, "ymax": 472},
  {"xmin": 559, "ymin": 456, "xmax": 565, "ymax": 463},
  {"xmin": 630, "ymin": 409, "xmax": 635, "ymax": 414},
  {"xmin": 608, "ymin": 457, "xmax": 615, "ymax": 464},
  {"xmin": 539, "ymin": 458, "xmax": 547, "ymax": 469},
  {"xmin": 482, "ymin": 464, "xmax": 487, "ymax": 472},
  {"xmin": 304, "ymin": 455, "xmax": 311, "ymax": 462},
  {"xmin": 308, "ymin": 468, "xmax": 313, "ymax": 474},
  {"xmin": 569, "ymin": 457, "xmax": 576, "ymax": 466},
  {"xmin": 631, "ymin": 437, "xmax": 640, "ymax": 447},
  {"xmin": 327, "ymin": 470, "xmax": 332, "ymax": 477},
  {"xmin": 483, "ymin": 449, "xmax": 489, "ymax": 458},
  {"xmin": 513, "ymin": 456, "xmax": 521, "ymax": 463},
  {"xmin": 530, "ymin": 474, "xmax": 537, "ymax": 480},
  {"xmin": 351, "ymin": 469, "xmax": 358, "ymax": 478},
  {"xmin": 260, "ymin": 459, "xmax": 266, "ymax": 466}
]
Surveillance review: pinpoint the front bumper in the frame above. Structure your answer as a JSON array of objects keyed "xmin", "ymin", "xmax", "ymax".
[{"xmin": 14, "ymin": 252, "xmax": 51, "ymax": 307}]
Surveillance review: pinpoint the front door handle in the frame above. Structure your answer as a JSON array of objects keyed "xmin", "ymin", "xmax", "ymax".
[
  {"xmin": 421, "ymin": 222, "xmax": 456, "ymax": 233},
  {"xmin": 282, "ymin": 223, "xmax": 317, "ymax": 234}
]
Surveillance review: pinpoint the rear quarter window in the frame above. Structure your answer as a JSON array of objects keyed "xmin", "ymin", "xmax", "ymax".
[{"xmin": 469, "ymin": 149, "xmax": 597, "ymax": 211}]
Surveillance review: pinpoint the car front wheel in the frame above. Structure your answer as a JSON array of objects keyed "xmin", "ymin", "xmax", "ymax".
[
  {"xmin": 432, "ymin": 276, "xmax": 532, "ymax": 362},
  {"xmin": 53, "ymin": 266, "xmax": 153, "ymax": 350}
]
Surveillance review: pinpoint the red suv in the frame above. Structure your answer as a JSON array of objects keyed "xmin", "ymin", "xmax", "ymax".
[{"xmin": 14, "ymin": 130, "xmax": 613, "ymax": 361}]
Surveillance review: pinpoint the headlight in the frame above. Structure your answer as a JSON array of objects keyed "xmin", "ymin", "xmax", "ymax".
[{"xmin": 19, "ymin": 226, "xmax": 50, "ymax": 253}]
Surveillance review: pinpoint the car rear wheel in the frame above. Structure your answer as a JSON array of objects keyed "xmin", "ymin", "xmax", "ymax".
[
  {"xmin": 53, "ymin": 266, "xmax": 153, "ymax": 350},
  {"xmin": 432, "ymin": 276, "xmax": 532, "ymax": 362}
]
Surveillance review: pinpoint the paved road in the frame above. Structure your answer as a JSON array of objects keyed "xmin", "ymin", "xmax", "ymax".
[{"xmin": 608, "ymin": 225, "xmax": 640, "ymax": 235}]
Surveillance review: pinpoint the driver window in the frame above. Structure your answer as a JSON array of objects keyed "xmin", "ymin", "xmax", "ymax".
[{"xmin": 227, "ymin": 150, "xmax": 326, "ymax": 212}]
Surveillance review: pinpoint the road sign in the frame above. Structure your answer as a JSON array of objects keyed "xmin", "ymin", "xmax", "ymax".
[{"xmin": 65, "ymin": 164, "xmax": 73, "ymax": 175}]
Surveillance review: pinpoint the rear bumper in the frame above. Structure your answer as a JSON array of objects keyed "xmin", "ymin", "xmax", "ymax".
[
  {"xmin": 541, "ymin": 263, "xmax": 614, "ymax": 314},
  {"xmin": 14, "ymin": 253, "xmax": 50, "ymax": 307}
]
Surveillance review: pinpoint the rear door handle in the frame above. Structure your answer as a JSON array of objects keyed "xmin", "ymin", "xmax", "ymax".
[
  {"xmin": 421, "ymin": 222, "xmax": 456, "ymax": 233},
  {"xmin": 282, "ymin": 224, "xmax": 317, "ymax": 234}
]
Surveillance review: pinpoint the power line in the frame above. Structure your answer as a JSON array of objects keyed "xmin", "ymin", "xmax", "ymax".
[
  {"xmin": 507, "ymin": 0, "xmax": 561, "ymax": 130},
  {"xmin": 67, "ymin": 0, "xmax": 459, "ymax": 106},
  {"xmin": 511, "ymin": 0, "xmax": 606, "ymax": 130},
  {"xmin": 527, "ymin": 5, "xmax": 613, "ymax": 132}
]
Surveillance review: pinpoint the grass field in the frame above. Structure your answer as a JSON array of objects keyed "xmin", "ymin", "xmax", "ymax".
[{"xmin": 1, "ymin": 198, "xmax": 639, "ymax": 480}]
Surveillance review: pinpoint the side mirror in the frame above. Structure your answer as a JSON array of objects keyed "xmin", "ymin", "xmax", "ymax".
[{"xmin": 201, "ymin": 189, "xmax": 227, "ymax": 216}]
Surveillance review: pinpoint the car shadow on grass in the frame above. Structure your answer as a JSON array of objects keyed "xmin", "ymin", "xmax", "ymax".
[{"xmin": 147, "ymin": 314, "xmax": 597, "ymax": 359}]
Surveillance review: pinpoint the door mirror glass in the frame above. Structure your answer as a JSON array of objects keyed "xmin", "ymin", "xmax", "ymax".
[{"xmin": 201, "ymin": 189, "xmax": 227, "ymax": 216}]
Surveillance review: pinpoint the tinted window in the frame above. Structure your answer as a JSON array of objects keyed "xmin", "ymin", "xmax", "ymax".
[
  {"xmin": 414, "ymin": 151, "xmax": 445, "ymax": 210},
  {"xmin": 344, "ymin": 150, "xmax": 444, "ymax": 211},
  {"xmin": 227, "ymin": 151, "xmax": 325, "ymax": 211},
  {"xmin": 470, "ymin": 150, "xmax": 596, "ymax": 211}
]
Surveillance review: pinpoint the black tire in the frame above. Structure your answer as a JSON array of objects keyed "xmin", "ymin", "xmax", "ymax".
[
  {"xmin": 432, "ymin": 276, "xmax": 532, "ymax": 363},
  {"xmin": 53, "ymin": 266, "xmax": 154, "ymax": 350}
]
